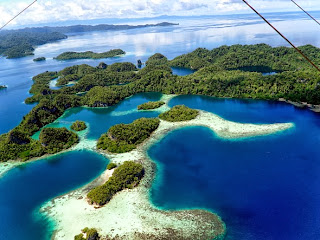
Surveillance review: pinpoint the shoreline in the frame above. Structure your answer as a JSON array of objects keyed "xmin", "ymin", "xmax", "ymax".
[
  {"xmin": 0, "ymin": 125, "xmax": 91, "ymax": 179},
  {"xmin": 41, "ymin": 109, "xmax": 294, "ymax": 239},
  {"xmin": 279, "ymin": 98, "xmax": 320, "ymax": 113}
]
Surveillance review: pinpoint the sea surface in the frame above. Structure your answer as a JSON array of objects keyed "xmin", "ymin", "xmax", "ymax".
[
  {"xmin": 0, "ymin": 11, "xmax": 320, "ymax": 240},
  {"xmin": 149, "ymin": 95, "xmax": 320, "ymax": 240}
]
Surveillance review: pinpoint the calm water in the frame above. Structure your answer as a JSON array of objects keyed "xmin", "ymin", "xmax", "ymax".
[
  {"xmin": 149, "ymin": 96, "xmax": 320, "ymax": 240},
  {"xmin": 0, "ymin": 11, "xmax": 320, "ymax": 240},
  {"xmin": 0, "ymin": 150, "xmax": 108, "ymax": 240},
  {"xmin": 32, "ymin": 92, "xmax": 163, "ymax": 140},
  {"xmin": 1, "ymin": 12, "xmax": 320, "ymax": 134}
]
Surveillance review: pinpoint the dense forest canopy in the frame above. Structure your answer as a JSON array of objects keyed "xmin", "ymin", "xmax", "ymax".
[
  {"xmin": 97, "ymin": 118, "xmax": 160, "ymax": 153},
  {"xmin": 87, "ymin": 161, "xmax": 144, "ymax": 205},
  {"xmin": 1, "ymin": 44, "xmax": 320, "ymax": 162},
  {"xmin": 159, "ymin": 105, "xmax": 199, "ymax": 122},
  {"xmin": 138, "ymin": 101, "xmax": 165, "ymax": 110},
  {"xmin": 54, "ymin": 49, "xmax": 125, "ymax": 60}
]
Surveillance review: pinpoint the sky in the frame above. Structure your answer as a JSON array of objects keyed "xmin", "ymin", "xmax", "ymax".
[{"xmin": 0, "ymin": 0, "xmax": 319, "ymax": 28}]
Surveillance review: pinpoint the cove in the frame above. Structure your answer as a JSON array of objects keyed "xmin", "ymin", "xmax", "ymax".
[
  {"xmin": 0, "ymin": 150, "xmax": 108, "ymax": 240},
  {"xmin": 32, "ymin": 92, "xmax": 163, "ymax": 140},
  {"xmin": 148, "ymin": 124, "xmax": 320, "ymax": 239}
]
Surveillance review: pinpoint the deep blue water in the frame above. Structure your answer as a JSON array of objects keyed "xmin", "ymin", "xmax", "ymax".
[
  {"xmin": 169, "ymin": 95, "xmax": 302, "ymax": 124},
  {"xmin": 0, "ymin": 150, "xmax": 108, "ymax": 240},
  {"xmin": 149, "ymin": 96, "xmax": 320, "ymax": 240},
  {"xmin": 0, "ymin": 11, "xmax": 320, "ymax": 240}
]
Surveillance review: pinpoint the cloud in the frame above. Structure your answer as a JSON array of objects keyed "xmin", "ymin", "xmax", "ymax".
[{"xmin": 0, "ymin": 0, "xmax": 319, "ymax": 28}]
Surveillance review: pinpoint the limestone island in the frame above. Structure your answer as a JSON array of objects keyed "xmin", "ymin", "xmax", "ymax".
[
  {"xmin": 71, "ymin": 121, "xmax": 87, "ymax": 131},
  {"xmin": 54, "ymin": 49, "xmax": 125, "ymax": 60},
  {"xmin": 138, "ymin": 101, "xmax": 165, "ymax": 110},
  {"xmin": 33, "ymin": 57, "xmax": 46, "ymax": 62}
]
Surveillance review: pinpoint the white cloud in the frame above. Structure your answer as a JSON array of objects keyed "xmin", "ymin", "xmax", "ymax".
[{"xmin": 0, "ymin": 0, "xmax": 319, "ymax": 27}]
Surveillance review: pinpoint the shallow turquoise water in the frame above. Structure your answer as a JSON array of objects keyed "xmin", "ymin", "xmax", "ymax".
[{"xmin": 0, "ymin": 150, "xmax": 108, "ymax": 240}]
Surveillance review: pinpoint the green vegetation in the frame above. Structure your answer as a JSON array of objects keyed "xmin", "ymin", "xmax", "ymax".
[
  {"xmin": 138, "ymin": 101, "xmax": 165, "ymax": 110},
  {"xmin": 0, "ymin": 85, "xmax": 6, "ymax": 90},
  {"xmin": 74, "ymin": 228, "xmax": 99, "ymax": 240},
  {"xmin": 0, "ymin": 127, "xmax": 78, "ymax": 162},
  {"xmin": 146, "ymin": 53, "xmax": 168, "ymax": 66},
  {"xmin": 39, "ymin": 127, "xmax": 79, "ymax": 154},
  {"xmin": 159, "ymin": 105, "xmax": 199, "ymax": 122},
  {"xmin": 169, "ymin": 44, "xmax": 320, "ymax": 72},
  {"xmin": 2, "ymin": 44, "xmax": 320, "ymax": 162},
  {"xmin": 87, "ymin": 161, "xmax": 144, "ymax": 205},
  {"xmin": 0, "ymin": 32, "xmax": 67, "ymax": 58},
  {"xmin": 107, "ymin": 162, "xmax": 117, "ymax": 170},
  {"xmin": 97, "ymin": 118, "xmax": 160, "ymax": 153},
  {"xmin": 33, "ymin": 57, "xmax": 46, "ymax": 62},
  {"xmin": 71, "ymin": 121, "xmax": 87, "ymax": 131},
  {"xmin": 55, "ymin": 49, "xmax": 125, "ymax": 60}
]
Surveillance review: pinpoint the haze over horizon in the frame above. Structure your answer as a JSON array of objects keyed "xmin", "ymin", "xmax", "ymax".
[{"xmin": 1, "ymin": 0, "xmax": 319, "ymax": 29}]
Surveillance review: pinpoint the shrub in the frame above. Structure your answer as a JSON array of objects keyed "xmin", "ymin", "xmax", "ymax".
[{"xmin": 107, "ymin": 163, "xmax": 117, "ymax": 170}]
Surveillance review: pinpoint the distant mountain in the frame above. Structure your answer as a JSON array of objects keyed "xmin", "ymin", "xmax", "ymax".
[
  {"xmin": 5, "ymin": 22, "xmax": 179, "ymax": 34},
  {"xmin": 0, "ymin": 22, "xmax": 178, "ymax": 59}
]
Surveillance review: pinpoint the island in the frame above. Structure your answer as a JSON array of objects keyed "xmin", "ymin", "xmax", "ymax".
[
  {"xmin": 71, "ymin": 121, "xmax": 87, "ymax": 131},
  {"xmin": 137, "ymin": 101, "xmax": 165, "ymax": 110},
  {"xmin": 33, "ymin": 57, "xmax": 46, "ymax": 62},
  {"xmin": 0, "ymin": 85, "xmax": 7, "ymax": 90},
  {"xmin": 97, "ymin": 118, "xmax": 160, "ymax": 153},
  {"xmin": 87, "ymin": 161, "xmax": 144, "ymax": 206},
  {"xmin": 0, "ymin": 22, "xmax": 178, "ymax": 59},
  {"xmin": 0, "ymin": 127, "xmax": 78, "ymax": 161},
  {"xmin": 54, "ymin": 49, "xmax": 125, "ymax": 60},
  {"xmin": 159, "ymin": 105, "xmax": 199, "ymax": 122},
  {"xmin": 1, "ymin": 44, "xmax": 319, "ymax": 163}
]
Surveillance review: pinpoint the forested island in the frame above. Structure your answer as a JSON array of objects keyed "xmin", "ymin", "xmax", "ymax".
[
  {"xmin": 71, "ymin": 121, "xmax": 87, "ymax": 131},
  {"xmin": 97, "ymin": 118, "xmax": 160, "ymax": 153},
  {"xmin": 0, "ymin": 127, "xmax": 78, "ymax": 161},
  {"xmin": 33, "ymin": 57, "xmax": 46, "ymax": 62},
  {"xmin": 0, "ymin": 85, "xmax": 7, "ymax": 90},
  {"xmin": 0, "ymin": 22, "xmax": 177, "ymax": 59},
  {"xmin": 55, "ymin": 49, "xmax": 125, "ymax": 60},
  {"xmin": 159, "ymin": 105, "xmax": 199, "ymax": 122},
  {"xmin": 87, "ymin": 161, "xmax": 144, "ymax": 205},
  {"xmin": 1, "ymin": 44, "xmax": 320, "ymax": 162},
  {"xmin": 138, "ymin": 101, "xmax": 165, "ymax": 110}
]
